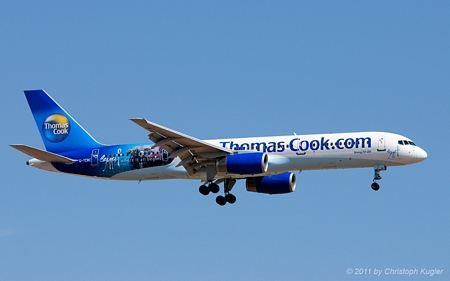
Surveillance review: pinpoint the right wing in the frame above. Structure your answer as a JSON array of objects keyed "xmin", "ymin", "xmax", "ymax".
[{"xmin": 130, "ymin": 118, "xmax": 233, "ymax": 175}]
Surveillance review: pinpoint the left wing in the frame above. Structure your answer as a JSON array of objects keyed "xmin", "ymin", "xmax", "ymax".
[{"xmin": 130, "ymin": 118, "xmax": 233, "ymax": 176}]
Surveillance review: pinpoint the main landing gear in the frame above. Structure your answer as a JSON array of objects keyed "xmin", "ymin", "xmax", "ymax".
[
  {"xmin": 199, "ymin": 182, "xmax": 219, "ymax": 195},
  {"xmin": 215, "ymin": 193, "xmax": 236, "ymax": 206},
  {"xmin": 199, "ymin": 178, "xmax": 237, "ymax": 206},
  {"xmin": 371, "ymin": 165, "xmax": 386, "ymax": 191}
]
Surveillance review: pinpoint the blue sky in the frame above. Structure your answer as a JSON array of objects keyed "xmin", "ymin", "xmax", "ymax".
[{"xmin": 1, "ymin": 1, "xmax": 449, "ymax": 280}]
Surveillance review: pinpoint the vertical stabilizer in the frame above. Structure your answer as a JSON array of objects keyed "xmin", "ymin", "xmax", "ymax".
[{"xmin": 24, "ymin": 89, "xmax": 103, "ymax": 153}]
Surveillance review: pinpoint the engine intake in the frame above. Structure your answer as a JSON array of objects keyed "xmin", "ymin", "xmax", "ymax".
[
  {"xmin": 217, "ymin": 152, "xmax": 268, "ymax": 175},
  {"xmin": 246, "ymin": 172, "xmax": 296, "ymax": 194}
]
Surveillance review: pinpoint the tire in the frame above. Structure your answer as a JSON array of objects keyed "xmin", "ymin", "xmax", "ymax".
[
  {"xmin": 199, "ymin": 184, "xmax": 210, "ymax": 196},
  {"xmin": 371, "ymin": 182, "xmax": 380, "ymax": 191},
  {"xmin": 209, "ymin": 183, "xmax": 220, "ymax": 194},
  {"xmin": 225, "ymin": 193, "xmax": 236, "ymax": 204},
  {"xmin": 216, "ymin": 195, "xmax": 226, "ymax": 206}
]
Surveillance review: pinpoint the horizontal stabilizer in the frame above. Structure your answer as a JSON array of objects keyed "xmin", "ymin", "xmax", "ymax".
[{"xmin": 10, "ymin": 144, "xmax": 77, "ymax": 164}]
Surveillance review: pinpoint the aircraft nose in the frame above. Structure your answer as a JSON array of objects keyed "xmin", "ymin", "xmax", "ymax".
[{"xmin": 416, "ymin": 147, "xmax": 428, "ymax": 162}]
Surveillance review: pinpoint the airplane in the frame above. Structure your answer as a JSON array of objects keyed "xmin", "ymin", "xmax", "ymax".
[{"xmin": 11, "ymin": 90, "xmax": 427, "ymax": 206}]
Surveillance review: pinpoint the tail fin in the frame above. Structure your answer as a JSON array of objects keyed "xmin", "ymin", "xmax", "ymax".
[{"xmin": 24, "ymin": 89, "xmax": 103, "ymax": 153}]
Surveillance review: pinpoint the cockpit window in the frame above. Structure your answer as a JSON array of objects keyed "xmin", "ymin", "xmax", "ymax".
[{"xmin": 398, "ymin": 140, "xmax": 417, "ymax": 146}]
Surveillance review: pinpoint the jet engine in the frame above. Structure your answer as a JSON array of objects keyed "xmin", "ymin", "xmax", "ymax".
[
  {"xmin": 246, "ymin": 172, "xmax": 296, "ymax": 194},
  {"xmin": 217, "ymin": 152, "xmax": 268, "ymax": 175}
]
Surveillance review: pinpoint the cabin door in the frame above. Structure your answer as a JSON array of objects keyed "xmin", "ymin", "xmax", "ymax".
[
  {"xmin": 377, "ymin": 136, "xmax": 386, "ymax": 151},
  {"xmin": 91, "ymin": 149, "xmax": 100, "ymax": 166}
]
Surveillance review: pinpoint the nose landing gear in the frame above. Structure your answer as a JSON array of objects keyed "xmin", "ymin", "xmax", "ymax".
[
  {"xmin": 371, "ymin": 165, "xmax": 386, "ymax": 191},
  {"xmin": 371, "ymin": 182, "xmax": 380, "ymax": 191}
]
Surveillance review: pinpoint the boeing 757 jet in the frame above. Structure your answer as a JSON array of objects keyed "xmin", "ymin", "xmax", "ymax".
[{"xmin": 11, "ymin": 90, "xmax": 427, "ymax": 206}]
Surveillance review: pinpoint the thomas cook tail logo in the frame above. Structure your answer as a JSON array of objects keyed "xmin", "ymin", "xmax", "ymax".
[{"xmin": 42, "ymin": 114, "xmax": 70, "ymax": 143}]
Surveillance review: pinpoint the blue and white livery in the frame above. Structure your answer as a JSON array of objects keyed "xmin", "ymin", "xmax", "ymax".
[{"xmin": 11, "ymin": 90, "xmax": 428, "ymax": 206}]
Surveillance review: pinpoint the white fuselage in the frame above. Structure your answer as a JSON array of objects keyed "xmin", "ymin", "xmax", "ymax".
[{"xmin": 108, "ymin": 131, "xmax": 427, "ymax": 181}]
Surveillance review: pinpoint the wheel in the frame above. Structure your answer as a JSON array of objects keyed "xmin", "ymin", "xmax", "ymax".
[
  {"xmin": 216, "ymin": 195, "xmax": 227, "ymax": 206},
  {"xmin": 199, "ymin": 184, "xmax": 210, "ymax": 196},
  {"xmin": 225, "ymin": 193, "xmax": 236, "ymax": 204},
  {"xmin": 209, "ymin": 183, "xmax": 220, "ymax": 194},
  {"xmin": 371, "ymin": 182, "xmax": 380, "ymax": 191}
]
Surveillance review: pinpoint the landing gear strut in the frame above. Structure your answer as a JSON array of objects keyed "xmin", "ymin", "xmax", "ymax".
[
  {"xmin": 371, "ymin": 165, "xmax": 386, "ymax": 191},
  {"xmin": 216, "ymin": 178, "xmax": 237, "ymax": 206}
]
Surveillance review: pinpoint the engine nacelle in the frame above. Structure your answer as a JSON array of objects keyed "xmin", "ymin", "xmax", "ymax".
[
  {"xmin": 246, "ymin": 172, "xmax": 296, "ymax": 194},
  {"xmin": 217, "ymin": 152, "xmax": 268, "ymax": 175}
]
